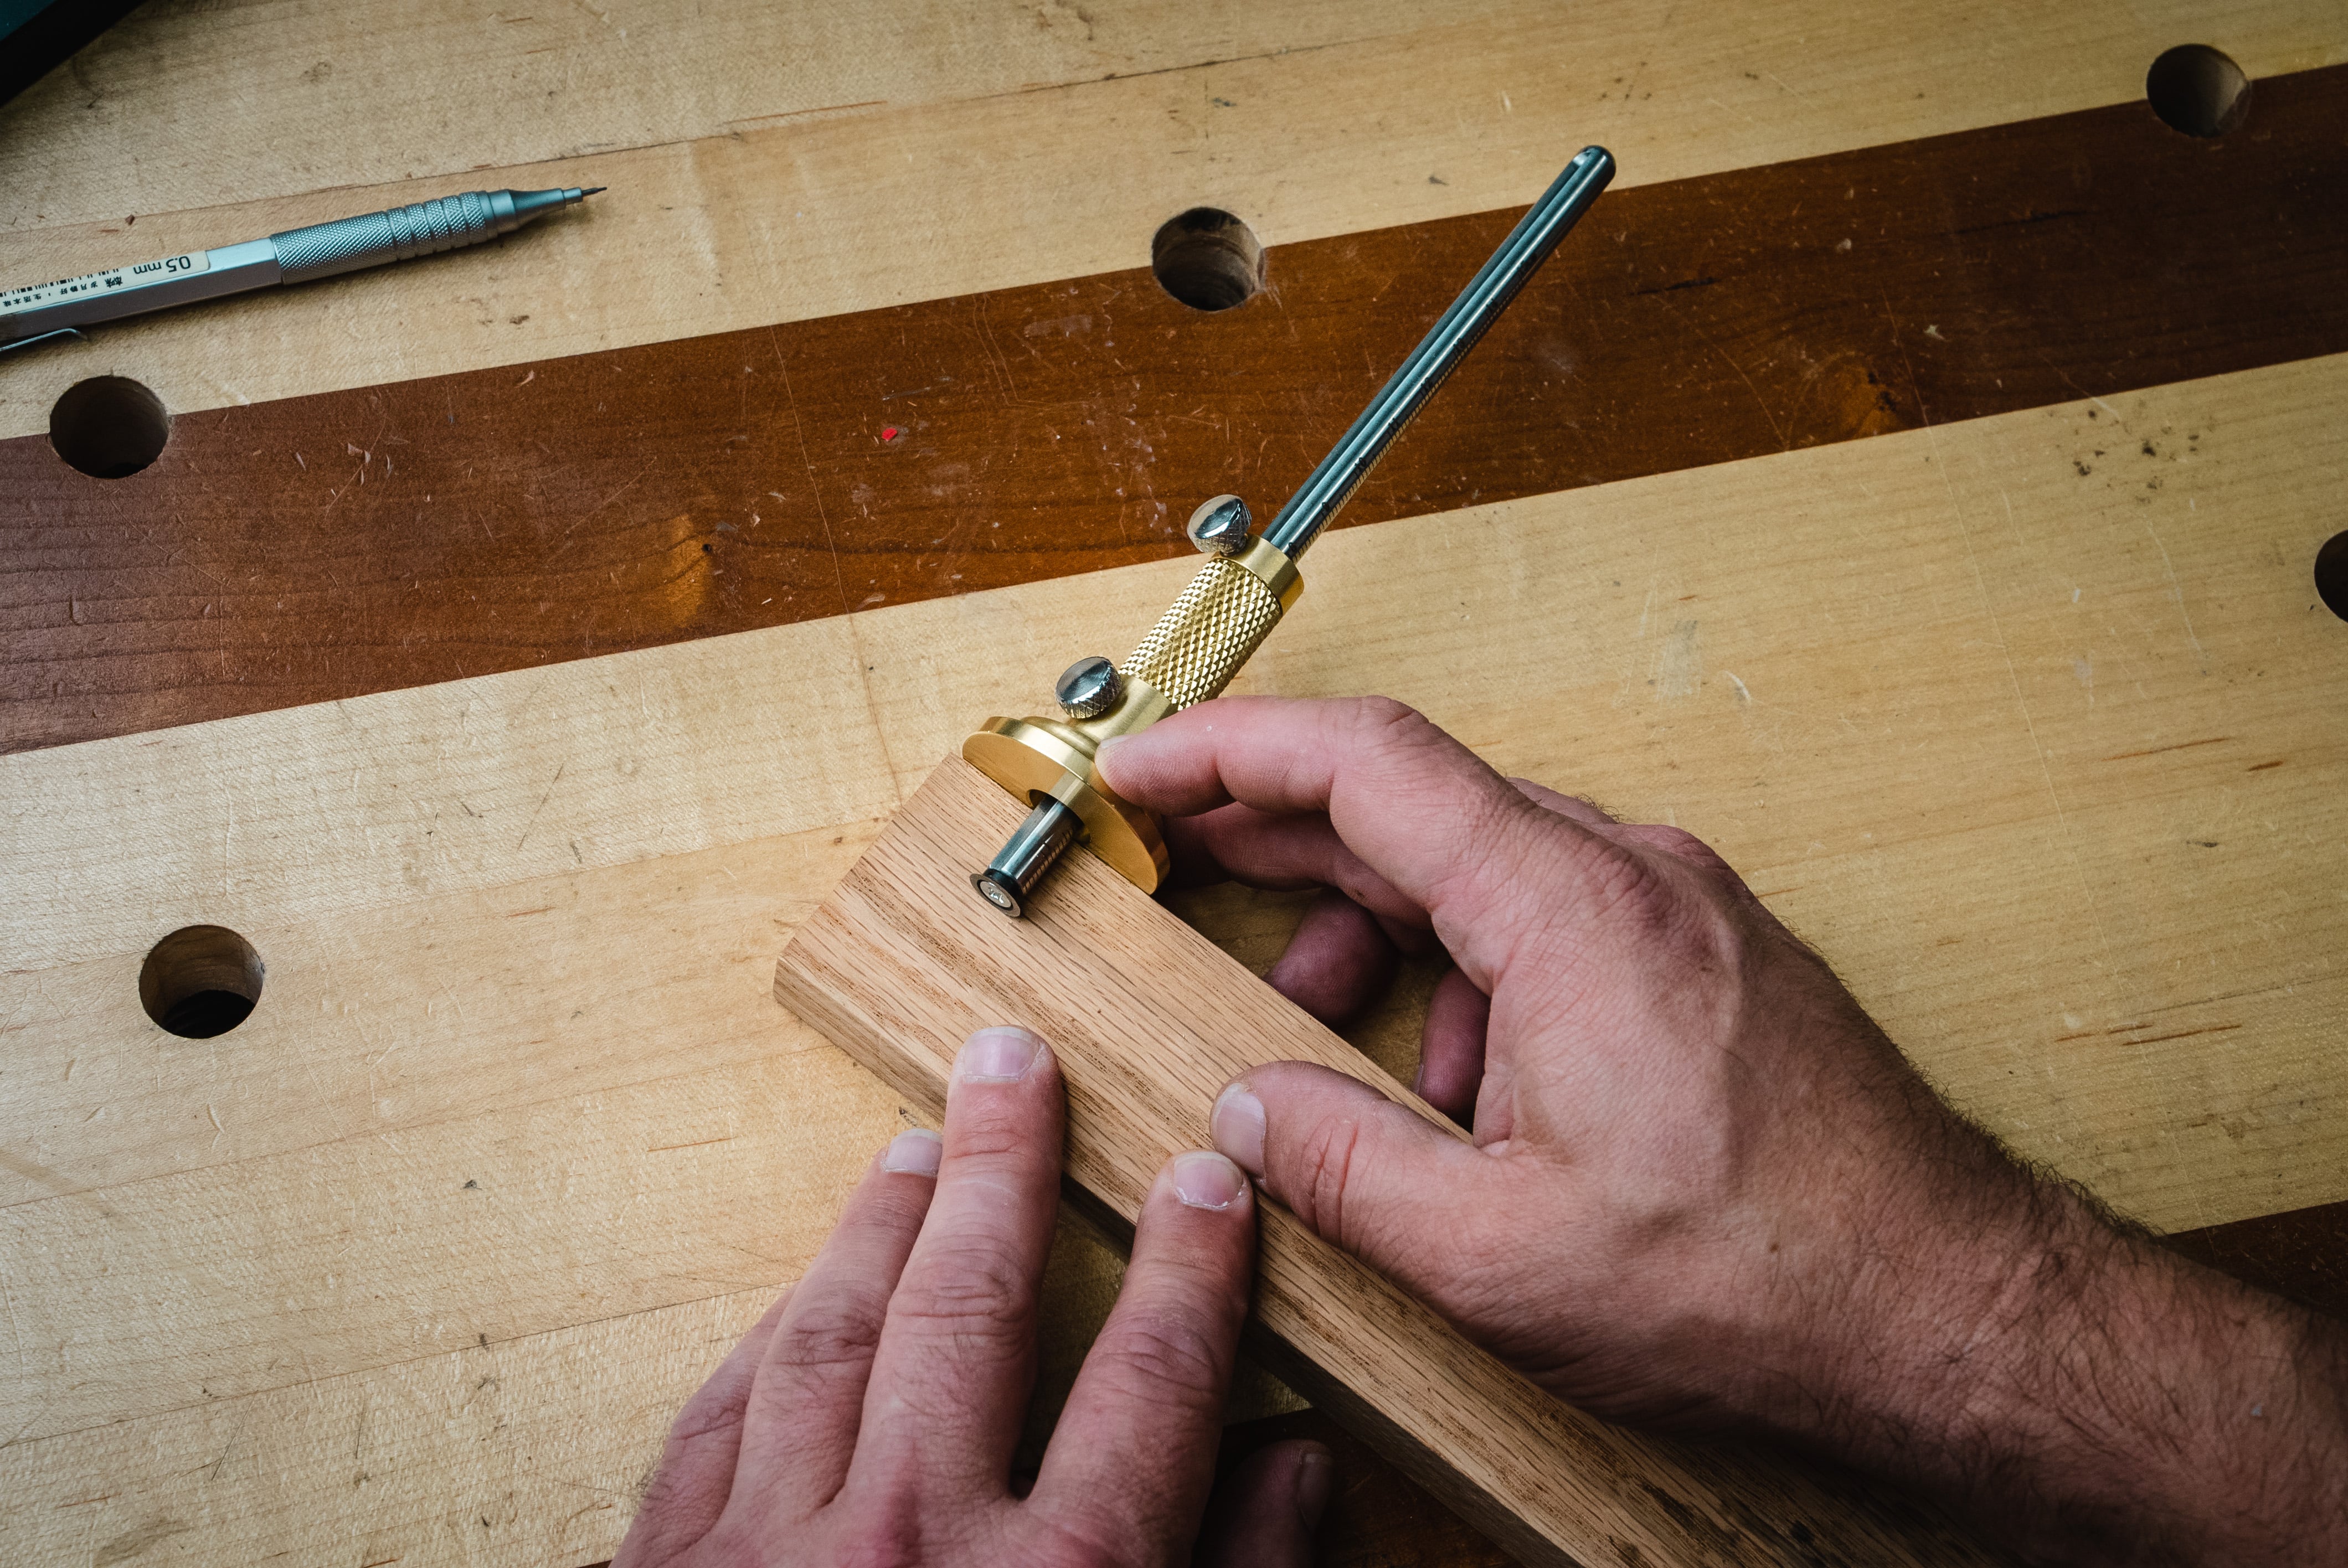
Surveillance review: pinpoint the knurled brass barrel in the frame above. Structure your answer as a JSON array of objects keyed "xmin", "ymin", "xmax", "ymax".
[{"xmin": 1122, "ymin": 538, "xmax": 1301, "ymax": 711}]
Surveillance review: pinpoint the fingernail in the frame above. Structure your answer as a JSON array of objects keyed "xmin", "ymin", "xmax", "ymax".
[
  {"xmin": 1093, "ymin": 734, "xmax": 1132, "ymax": 784},
  {"xmin": 956, "ymin": 1025, "xmax": 1040, "ymax": 1083},
  {"xmin": 1211, "ymin": 1082, "xmax": 1266, "ymax": 1175},
  {"xmin": 881, "ymin": 1128, "xmax": 943, "ymax": 1176},
  {"xmin": 1295, "ymin": 1446, "xmax": 1335, "ymax": 1530},
  {"xmin": 1171, "ymin": 1151, "xmax": 1246, "ymax": 1211}
]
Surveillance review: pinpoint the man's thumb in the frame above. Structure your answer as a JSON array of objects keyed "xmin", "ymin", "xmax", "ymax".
[{"xmin": 1210, "ymin": 1061, "xmax": 1500, "ymax": 1295}]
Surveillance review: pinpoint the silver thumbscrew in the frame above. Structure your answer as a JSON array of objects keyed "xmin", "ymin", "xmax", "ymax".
[
  {"xmin": 1055, "ymin": 656, "xmax": 1123, "ymax": 719},
  {"xmin": 1185, "ymin": 494, "xmax": 1253, "ymax": 556}
]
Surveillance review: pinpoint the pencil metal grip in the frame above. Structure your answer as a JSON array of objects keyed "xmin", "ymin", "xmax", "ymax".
[{"xmin": 271, "ymin": 189, "xmax": 565, "ymax": 283}]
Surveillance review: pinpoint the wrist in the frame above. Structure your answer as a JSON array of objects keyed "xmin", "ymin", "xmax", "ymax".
[{"xmin": 1788, "ymin": 1162, "xmax": 2348, "ymax": 1564}]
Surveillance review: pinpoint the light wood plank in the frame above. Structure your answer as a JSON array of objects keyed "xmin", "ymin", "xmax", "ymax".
[
  {"xmin": 0, "ymin": 1011, "xmax": 887, "ymax": 1447},
  {"xmin": 0, "ymin": 823, "xmax": 869, "ymax": 1203},
  {"xmin": 6, "ymin": 1, "xmax": 2342, "ymax": 440},
  {"xmin": 0, "ymin": 1281, "xmax": 776, "ymax": 1567},
  {"xmin": 0, "ymin": 611, "xmax": 890, "ymax": 975}
]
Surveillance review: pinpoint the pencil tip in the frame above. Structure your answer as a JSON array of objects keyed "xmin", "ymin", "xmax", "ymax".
[{"xmin": 579, "ymin": 187, "xmax": 606, "ymax": 197}]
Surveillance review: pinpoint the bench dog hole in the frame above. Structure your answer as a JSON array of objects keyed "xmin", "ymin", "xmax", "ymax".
[
  {"xmin": 2317, "ymin": 532, "xmax": 2348, "ymax": 623},
  {"xmin": 140, "ymin": 925, "xmax": 264, "ymax": 1039},
  {"xmin": 2146, "ymin": 45, "xmax": 2250, "ymax": 138},
  {"xmin": 1151, "ymin": 208, "xmax": 1264, "ymax": 312},
  {"xmin": 50, "ymin": 375, "xmax": 172, "ymax": 478}
]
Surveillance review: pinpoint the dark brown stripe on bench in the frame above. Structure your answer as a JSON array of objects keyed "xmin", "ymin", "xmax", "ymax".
[{"xmin": 4, "ymin": 64, "xmax": 2345, "ymax": 753}]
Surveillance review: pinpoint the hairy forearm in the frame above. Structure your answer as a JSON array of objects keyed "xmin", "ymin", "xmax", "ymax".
[{"xmin": 1829, "ymin": 1167, "xmax": 2348, "ymax": 1565}]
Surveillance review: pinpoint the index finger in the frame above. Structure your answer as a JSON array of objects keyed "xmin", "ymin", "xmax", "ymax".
[{"xmin": 1096, "ymin": 695, "xmax": 1593, "ymax": 941}]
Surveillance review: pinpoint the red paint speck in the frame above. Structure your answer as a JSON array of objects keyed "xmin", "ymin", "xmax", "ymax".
[{"xmin": 881, "ymin": 426, "xmax": 900, "ymax": 442}]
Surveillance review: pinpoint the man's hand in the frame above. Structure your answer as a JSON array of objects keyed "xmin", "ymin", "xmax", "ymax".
[
  {"xmin": 1098, "ymin": 695, "xmax": 2348, "ymax": 1566},
  {"xmin": 614, "ymin": 1025, "xmax": 1331, "ymax": 1568}
]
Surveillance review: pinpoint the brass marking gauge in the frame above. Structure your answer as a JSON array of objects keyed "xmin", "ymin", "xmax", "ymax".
[{"xmin": 966, "ymin": 146, "xmax": 1615, "ymax": 915}]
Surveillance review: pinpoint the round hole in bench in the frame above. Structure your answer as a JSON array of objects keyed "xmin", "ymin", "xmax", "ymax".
[
  {"xmin": 2146, "ymin": 45, "xmax": 2250, "ymax": 138},
  {"xmin": 140, "ymin": 925, "xmax": 264, "ymax": 1039},
  {"xmin": 2317, "ymin": 532, "xmax": 2348, "ymax": 622},
  {"xmin": 1151, "ymin": 208, "xmax": 1264, "ymax": 312},
  {"xmin": 50, "ymin": 375, "xmax": 171, "ymax": 478}
]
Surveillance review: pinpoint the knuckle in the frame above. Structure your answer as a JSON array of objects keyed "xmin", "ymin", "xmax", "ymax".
[
  {"xmin": 1348, "ymin": 697, "xmax": 1454, "ymax": 774},
  {"xmin": 1024, "ymin": 1523, "xmax": 1126, "ymax": 1568},
  {"xmin": 1575, "ymin": 858, "xmax": 1755, "ymax": 997},
  {"xmin": 743, "ymin": 1303, "xmax": 888, "ymax": 1431},
  {"xmin": 661, "ymin": 1392, "xmax": 748, "ymax": 1450},
  {"xmin": 1635, "ymin": 823, "xmax": 1706, "ymax": 859},
  {"xmin": 1350, "ymin": 693, "xmax": 1423, "ymax": 736},
  {"xmin": 1290, "ymin": 1109, "xmax": 1372, "ymax": 1251},
  {"xmin": 827, "ymin": 1514, "xmax": 925, "ymax": 1568},
  {"xmin": 771, "ymin": 1293, "xmax": 886, "ymax": 1374},
  {"xmin": 1621, "ymin": 822, "xmax": 1734, "ymax": 877},
  {"xmin": 943, "ymin": 1094, "xmax": 1047, "ymax": 1164},
  {"xmin": 1562, "ymin": 837, "xmax": 1679, "ymax": 935},
  {"xmin": 885, "ymin": 1237, "xmax": 1036, "ymax": 1342},
  {"xmin": 1084, "ymin": 1303, "xmax": 1230, "ymax": 1415}
]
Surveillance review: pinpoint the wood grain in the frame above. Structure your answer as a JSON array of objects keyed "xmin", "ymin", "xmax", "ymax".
[
  {"xmin": 0, "ymin": 1282, "xmax": 787, "ymax": 1567},
  {"xmin": 4, "ymin": 349, "xmax": 2342, "ymax": 1565},
  {"xmin": 775, "ymin": 755, "xmax": 2003, "ymax": 1567},
  {"xmin": 8, "ymin": 66, "xmax": 2347, "ymax": 754}
]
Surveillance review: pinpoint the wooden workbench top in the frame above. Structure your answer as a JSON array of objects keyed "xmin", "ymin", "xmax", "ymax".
[{"xmin": 2, "ymin": 4, "xmax": 2342, "ymax": 1564}]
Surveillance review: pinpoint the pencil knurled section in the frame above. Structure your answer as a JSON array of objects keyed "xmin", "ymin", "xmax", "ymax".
[
  {"xmin": 400, "ymin": 193, "xmax": 495, "ymax": 258},
  {"xmin": 274, "ymin": 193, "xmax": 498, "ymax": 281},
  {"xmin": 1125, "ymin": 558, "xmax": 1283, "ymax": 710},
  {"xmin": 271, "ymin": 212, "xmax": 399, "ymax": 280}
]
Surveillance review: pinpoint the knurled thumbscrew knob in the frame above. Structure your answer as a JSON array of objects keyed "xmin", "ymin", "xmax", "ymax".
[
  {"xmin": 1055, "ymin": 655, "xmax": 1123, "ymax": 719},
  {"xmin": 1186, "ymin": 494, "xmax": 1253, "ymax": 556}
]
